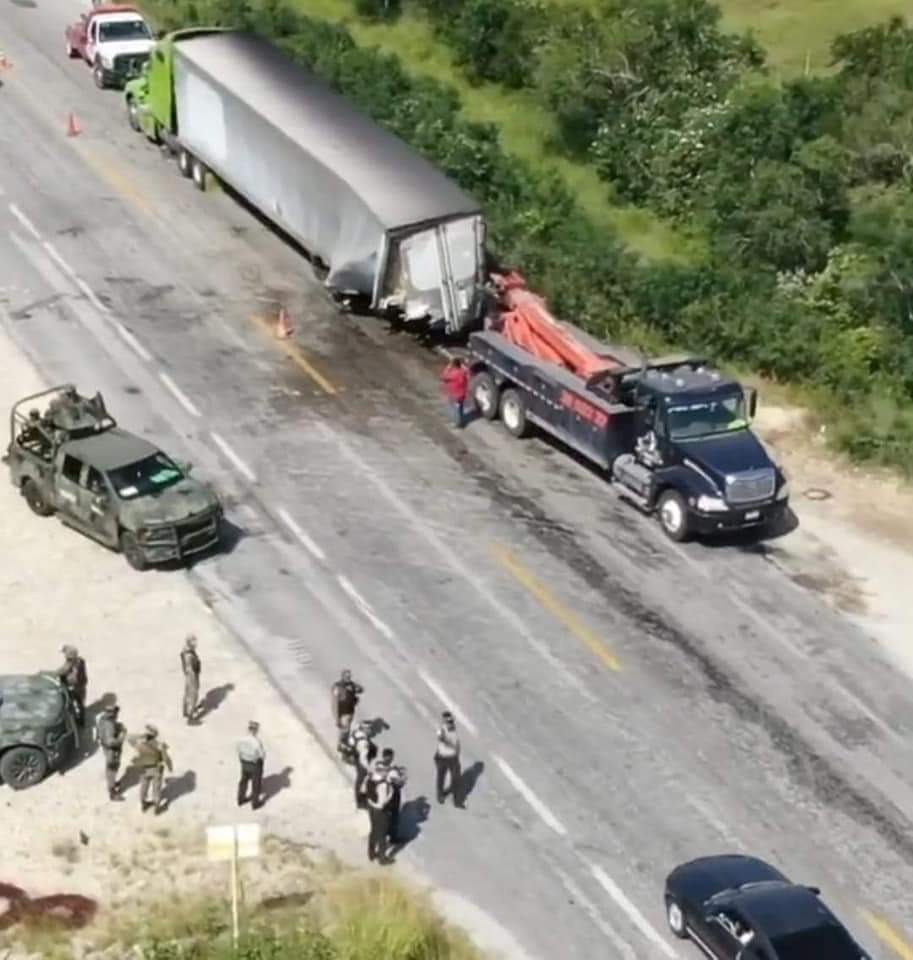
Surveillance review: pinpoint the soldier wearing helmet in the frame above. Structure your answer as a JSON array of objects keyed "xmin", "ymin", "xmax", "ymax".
[
  {"xmin": 128, "ymin": 724, "xmax": 173, "ymax": 814},
  {"xmin": 96, "ymin": 702, "xmax": 126, "ymax": 800}
]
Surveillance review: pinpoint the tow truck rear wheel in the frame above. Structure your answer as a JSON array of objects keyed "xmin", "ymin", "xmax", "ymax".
[
  {"xmin": 657, "ymin": 489, "xmax": 691, "ymax": 542},
  {"xmin": 22, "ymin": 479, "xmax": 54, "ymax": 517},
  {"xmin": 66, "ymin": 40, "xmax": 77, "ymax": 59},
  {"xmin": 499, "ymin": 388, "xmax": 529, "ymax": 438},
  {"xmin": 120, "ymin": 531, "xmax": 148, "ymax": 571},
  {"xmin": 471, "ymin": 371, "xmax": 499, "ymax": 421}
]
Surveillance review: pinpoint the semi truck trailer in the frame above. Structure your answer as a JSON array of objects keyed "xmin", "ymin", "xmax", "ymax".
[
  {"xmin": 469, "ymin": 274, "xmax": 790, "ymax": 542},
  {"xmin": 124, "ymin": 28, "xmax": 485, "ymax": 333}
]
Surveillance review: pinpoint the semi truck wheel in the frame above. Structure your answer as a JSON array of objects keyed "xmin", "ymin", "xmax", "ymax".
[
  {"xmin": 120, "ymin": 531, "xmax": 148, "ymax": 571},
  {"xmin": 126, "ymin": 98, "xmax": 140, "ymax": 132},
  {"xmin": 499, "ymin": 388, "xmax": 529, "ymax": 438},
  {"xmin": 657, "ymin": 489, "xmax": 691, "ymax": 542},
  {"xmin": 22, "ymin": 479, "xmax": 54, "ymax": 517},
  {"xmin": 471, "ymin": 372, "xmax": 499, "ymax": 421},
  {"xmin": 177, "ymin": 147, "xmax": 193, "ymax": 178},
  {"xmin": 191, "ymin": 157, "xmax": 208, "ymax": 191},
  {"xmin": 0, "ymin": 746, "xmax": 48, "ymax": 789}
]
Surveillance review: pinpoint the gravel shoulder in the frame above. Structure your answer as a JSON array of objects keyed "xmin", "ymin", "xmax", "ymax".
[{"xmin": 0, "ymin": 325, "xmax": 366, "ymax": 939}]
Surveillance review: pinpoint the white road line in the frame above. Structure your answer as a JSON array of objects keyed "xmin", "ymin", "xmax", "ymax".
[
  {"xmin": 277, "ymin": 508, "xmax": 326, "ymax": 561},
  {"xmin": 42, "ymin": 241, "xmax": 79, "ymax": 281},
  {"xmin": 9, "ymin": 203, "xmax": 42, "ymax": 241},
  {"xmin": 554, "ymin": 868, "xmax": 638, "ymax": 960},
  {"xmin": 337, "ymin": 575, "xmax": 395, "ymax": 642},
  {"xmin": 115, "ymin": 323, "xmax": 152, "ymax": 362},
  {"xmin": 210, "ymin": 432, "xmax": 257, "ymax": 484},
  {"xmin": 158, "ymin": 371, "xmax": 201, "ymax": 417},
  {"xmin": 588, "ymin": 863, "xmax": 678, "ymax": 959},
  {"xmin": 75, "ymin": 276, "xmax": 110, "ymax": 314},
  {"xmin": 493, "ymin": 755, "xmax": 567, "ymax": 836},
  {"xmin": 418, "ymin": 669, "xmax": 479, "ymax": 737}
]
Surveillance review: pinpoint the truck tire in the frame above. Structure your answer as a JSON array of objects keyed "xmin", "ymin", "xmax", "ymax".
[
  {"xmin": 471, "ymin": 371, "xmax": 499, "ymax": 421},
  {"xmin": 92, "ymin": 61, "xmax": 106, "ymax": 89},
  {"xmin": 657, "ymin": 489, "xmax": 691, "ymax": 542},
  {"xmin": 177, "ymin": 147, "xmax": 193, "ymax": 178},
  {"xmin": 66, "ymin": 39, "xmax": 77, "ymax": 59},
  {"xmin": 126, "ymin": 97, "xmax": 140, "ymax": 132},
  {"xmin": 120, "ymin": 531, "xmax": 148, "ymax": 571},
  {"xmin": 22, "ymin": 479, "xmax": 54, "ymax": 517},
  {"xmin": 499, "ymin": 388, "xmax": 529, "ymax": 438},
  {"xmin": 191, "ymin": 157, "xmax": 208, "ymax": 191},
  {"xmin": 0, "ymin": 746, "xmax": 48, "ymax": 790}
]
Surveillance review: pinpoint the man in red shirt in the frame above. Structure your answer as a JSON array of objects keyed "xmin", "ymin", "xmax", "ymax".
[{"xmin": 441, "ymin": 357, "xmax": 470, "ymax": 429}]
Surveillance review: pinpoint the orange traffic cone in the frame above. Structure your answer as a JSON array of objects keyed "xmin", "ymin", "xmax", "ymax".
[
  {"xmin": 0, "ymin": 54, "xmax": 10, "ymax": 71},
  {"xmin": 66, "ymin": 112, "xmax": 81, "ymax": 137},
  {"xmin": 275, "ymin": 306, "xmax": 294, "ymax": 339}
]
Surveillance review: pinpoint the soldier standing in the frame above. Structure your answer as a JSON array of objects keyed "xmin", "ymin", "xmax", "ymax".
[
  {"xmin": 237, "ymin": 721, "xmax": 265, "ymax": 809},
  {"xmin": 331, "ymin": 669, "xmax": 363, "ymax": 743},
  {"xmin": 129, "ymin": 724, "xmax": 173, "ymax": 814},
  {"xmin": 366, "ymin": 759, "xmax": 392, "ymax": 864},
  {"xmin": 57, "ymin": 645, "xmax": 88, "ymax": 727},
  {"xmin": 96, "ymin": 703, "xmax": 126, "ymax": 800},
  {"xmin": 434, "ymin": 711, "xmax": 462, "ymax": 806},
  {"xmin": 180, "ymin": 636, "xmax": 201, "ymax": 723}
]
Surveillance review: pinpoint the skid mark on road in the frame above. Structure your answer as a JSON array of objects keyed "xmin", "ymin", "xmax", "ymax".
[
  {"xmin": 492, "ymin": 543, "xmax": 621, "ymax": 672},
  {"xmin": 863, "ymin": 911, "xmax": 913, "ymax": 960}
]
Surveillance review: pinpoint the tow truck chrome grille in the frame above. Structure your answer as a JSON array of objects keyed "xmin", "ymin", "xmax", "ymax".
[{"xmin": 726, "ymin": 468, "xmax": 775, "ymax": 504}]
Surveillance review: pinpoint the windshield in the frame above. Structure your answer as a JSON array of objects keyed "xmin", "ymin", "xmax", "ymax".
[
  {"xmin": 666, "ymin": 392, "xmax": 748, "ymax": 441},
  {"xmin": 107, "ymin": 452, "xmax": 183, "ymax": 500},
  {"xmin": 99, "ymin": 20, "xmax": 150, "ymax": 41},
  {"xmin": 770, "ymin": 925, "xmax": 861, "ymax": 960}
]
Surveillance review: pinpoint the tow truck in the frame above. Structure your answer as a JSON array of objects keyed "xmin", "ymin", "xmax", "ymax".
[
  {"xmin": 469, "ymin": 273, "xmax": 790, "ymax": 541},
  {"xmin": 65, "ymin": 4, "xmax": 154, "ymax": 89}
]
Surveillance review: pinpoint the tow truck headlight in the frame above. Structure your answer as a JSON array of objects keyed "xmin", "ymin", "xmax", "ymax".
[
  {"xmin": 100, "ymin": 53, "xmax": 114, "ymax": 68},
  {"xmin": 776, "ymin": 480, "xmax": 790, "ymax": 501},
  {"xmin": 696, "ymin": 495, "xmax": 728, "ymax": 513}
]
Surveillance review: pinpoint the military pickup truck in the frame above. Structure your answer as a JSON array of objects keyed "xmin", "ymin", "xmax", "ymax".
[
  {"xmin": 3, "ymin": 385, "xmax": 223, "ymax": 570},
  {"xmin": 0, "ymin": 673, "xmax": 79, "ymax": 790}
]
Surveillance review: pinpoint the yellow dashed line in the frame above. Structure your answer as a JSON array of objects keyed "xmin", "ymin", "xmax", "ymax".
[
  {"xmin": 492, "ymin": 543, "xmax": 621, "ymax": 671},
  {"xmin": 863, "ymin": 911, "xmax": 913, "ymax": 960},
  {"xmin": 251, "ymin": 314, "xmax": 338, "ymax": 395}
]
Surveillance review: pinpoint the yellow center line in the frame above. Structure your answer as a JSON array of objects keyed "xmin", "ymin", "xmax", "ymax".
[
  {"xmin": 72, "ymin": 144, "xmax": 156, "ymax": 219},
  {"xmin": 863, "ymin": 911, "xmax": 913, "ymax": 960},
  {"xmin": 492, "ymin": 543, "xmax": 621, "ymax": 671},
  {"xmin": 251, "ymin": 314, "xmax": 338, "ymax": 395}
]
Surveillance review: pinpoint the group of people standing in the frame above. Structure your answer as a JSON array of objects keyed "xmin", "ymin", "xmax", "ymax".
[
  {"xmin": 332, "ymin": 669, "xmax": 465, "ymax": 865},
  {"xmin": 54, "ymin": 637, "xmax": 265, "ymax": 815}
]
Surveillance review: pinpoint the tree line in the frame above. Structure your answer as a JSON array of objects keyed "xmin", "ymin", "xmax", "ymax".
[{"xmin": 147, "ymin": 0, "xmax": 913, "ymax": 473}]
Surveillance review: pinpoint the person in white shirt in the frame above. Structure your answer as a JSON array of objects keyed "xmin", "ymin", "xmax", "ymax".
[
  {"xmin": 237, "ymin": 720, "xmax": 265, "ymax": 809},
  {"xmin": 434, "ymin": 711, "xmax": 462, "ymax": 806}
]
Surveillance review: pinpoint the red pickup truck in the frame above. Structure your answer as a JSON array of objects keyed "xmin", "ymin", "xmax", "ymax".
[{"xmin": 65, "ymin": 4, "xmax": 154, "ymax": 89}]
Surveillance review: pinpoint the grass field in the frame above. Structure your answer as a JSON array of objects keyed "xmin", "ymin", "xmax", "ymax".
[
  {"xmin": 718, "ymin": 0, "xmax": 909, "ymax": 75},
  {"xmin": 297, "ymin": 1, "xmax": 701, "ymax": 262}
]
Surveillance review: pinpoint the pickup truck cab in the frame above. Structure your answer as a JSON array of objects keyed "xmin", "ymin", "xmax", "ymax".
[
  {"xmin": 4, "ymin": 385, "xmax": 223, "ymax": 570},
  {"xmin": 66, "ymin": 4, "xmax": 154, "ymax": 88}
]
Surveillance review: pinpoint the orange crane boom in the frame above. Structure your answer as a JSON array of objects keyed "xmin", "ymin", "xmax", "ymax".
[{"xmin": 491, "ymin": 272, "xmax": 623, "ymax": 381}]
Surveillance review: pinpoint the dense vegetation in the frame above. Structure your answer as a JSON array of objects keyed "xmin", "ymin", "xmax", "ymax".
[{"xmin": 147, "ymin": 0, "xmax": 913, "ymax": 473}]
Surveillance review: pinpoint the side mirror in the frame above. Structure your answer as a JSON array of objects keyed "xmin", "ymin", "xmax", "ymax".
[
  {"xmin": 177, "ymin": 460, "xmax": 193, "ymax": 475},
  {"xmin": 745, "ymin": 387, "xmax": 758, "ymax": 421},
  {"xmin": 805, "ymin": 885, "xmax": 821, "ymax": 896}
]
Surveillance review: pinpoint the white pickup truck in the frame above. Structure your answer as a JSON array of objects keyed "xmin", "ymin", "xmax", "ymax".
[{"xmin": 65, "ymin": 3, "xmax": 154, "ymax": 89}]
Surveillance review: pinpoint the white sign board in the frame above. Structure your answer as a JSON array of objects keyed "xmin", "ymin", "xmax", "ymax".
[{"xmin": 206, "ymin": 823, "xmax": 261, "ymax": 862}]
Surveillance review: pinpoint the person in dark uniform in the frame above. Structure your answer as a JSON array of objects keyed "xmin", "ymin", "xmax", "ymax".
[
  {"xmin": 331, "ymin": 669, "xmax": 363, "ymax": 745},
  {"xmin": 57, "ymin": 645, "xmax": 88, "ymax": 727},
  {"xmin": 382, "ymin": 748, "xmax": 406, "ymax": 847},
  {"xmin": 366, "ymin": 760, "xmax": 392, "ymax": 864},
  {"xmin": 352, "ymin": 722, "xmax": 377, "ymax": 809}
]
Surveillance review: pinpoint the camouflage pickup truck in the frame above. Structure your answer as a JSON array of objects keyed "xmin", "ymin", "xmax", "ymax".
[
  {"xmin": 0, "ymin": 673, "xmax": 79, "ymax": 789},
  {"xmin": 3, "ymin": 385, "xmax": 223, "ymax": 570}
]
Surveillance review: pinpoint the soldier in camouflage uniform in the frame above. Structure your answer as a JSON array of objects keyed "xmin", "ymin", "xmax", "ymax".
[
  {"xmin": 96, "ymin": 703, "xmax": 126, "ymax": 800},
  {"xmin": 180, "ymin": 636, "xmax": 201, "ymax": 723},
  {"xmin": 129, "ymin": 724, "xmax": 173, "ymax": 814},
  {"xmin": 56, "ymin": 645, "xmax": 88, "ymax": 727}
]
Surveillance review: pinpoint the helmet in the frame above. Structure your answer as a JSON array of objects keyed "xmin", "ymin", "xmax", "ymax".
[
  {"xmin": 104, "ymin": 703, "xmax": 119, "ymax": 715},
  {"xmin": 144, "ymin": 724, "xmax": 158, "ymax": 737},
  {"xmin": 61, "ymin": 644, "xmax": 77, "ymax": 657},
  {"xmin": 185, "ymin": 635, "xmax": 197, "ymax": 648}
]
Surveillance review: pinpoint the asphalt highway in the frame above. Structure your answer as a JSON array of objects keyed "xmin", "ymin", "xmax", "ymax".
[{"xmin": 2, "ymin": 9, "xmax": 913, "ymax": 958}]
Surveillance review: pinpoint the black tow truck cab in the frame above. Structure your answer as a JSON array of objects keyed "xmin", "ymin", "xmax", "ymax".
[{"xmin": 468, "ymin": 329, "xmax": 790, "ymax": 542}]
